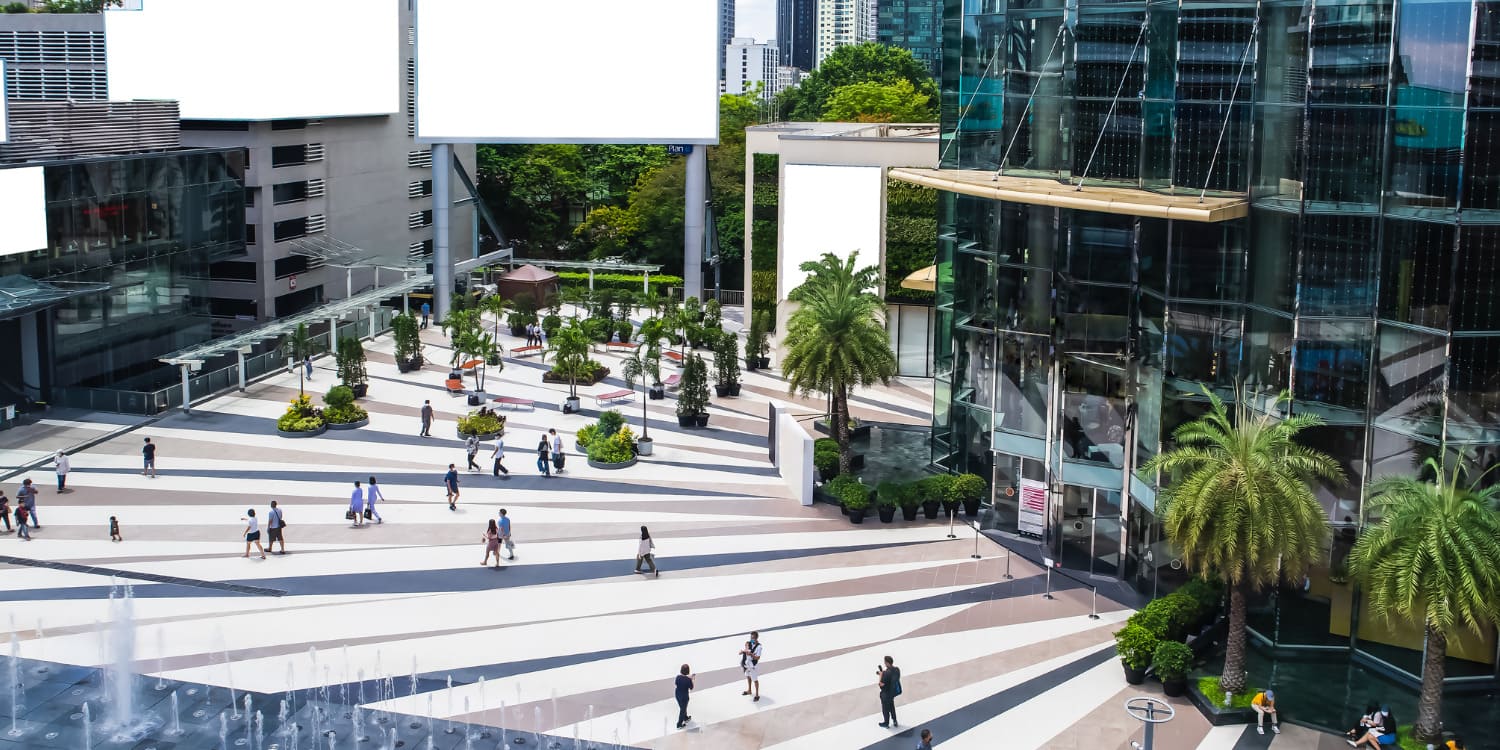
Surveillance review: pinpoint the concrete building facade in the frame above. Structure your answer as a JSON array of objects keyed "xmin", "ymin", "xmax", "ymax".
[
  {"xmin": 777, "ymin": 0, "xmax": 817, "ymax": 71},
  {"xmin": 878, "ymin": 0, "xmax": 942, "ymax": 77},
  {"xmin": 815, "ymin": 0, "xmax": 878, "ymax": 68},
  {"xmin": 725, "ymin": 37, "xmax": 781, "ymax": 100}
]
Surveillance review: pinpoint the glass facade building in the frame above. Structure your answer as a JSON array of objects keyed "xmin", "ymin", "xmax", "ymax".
[
  {"xmin": 928, "ymin": 0, "xmax": 1499, "ymax": 688},
  {"xmin": 880, "ymin": 0, "xmax": 945, "ymax": 77},
  {"xmin": 0, "ymin": 148, "xmax": 246, "ymax": 406}
]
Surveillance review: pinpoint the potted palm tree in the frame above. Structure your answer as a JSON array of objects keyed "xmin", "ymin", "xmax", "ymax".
[
  {"xmin": 619, "ymin": 340, "xmax": 661, "ymax": 457},
  {"xmin": 782, "ymin": 253, "xmax": 896, "ymax": 478},
  {"xmin": 751, "ymin": 310, "xmax": 773, "ymax": 369},
  {"xmin": 392, "ymin": 313, "xmax": 423, "ymax": 372},
  {"xmin": 713, "ymin": 332, "xmax": 741, "ymax": 397},
  {"xmin": 637, "ymin": 318, "xmax": 672, "ymax": 399},
  {"xmin": 335, "ymin": 336, "xmax": 369, "ymax": 399},
  {"xmin": 1138, "ymin": 387, "xmax": 1340, "ymax": 701},
  {"xmin": 544, "ymin": 320, "xmax": 593, "ymax": 414},
  {"xmin": 283, "ymin": 322, "xmax": 316, "ymax": 396},
  {"xmin": 676, "ymin": 354, "xmax": 710, "ymax": 428},
  {"xmin": 1348, "ymin": 458, "xmax": 1500, "ymax": 747},
  {"xmin": 745, "ymin": 311, "xmax": 767, "ymax": 372}
]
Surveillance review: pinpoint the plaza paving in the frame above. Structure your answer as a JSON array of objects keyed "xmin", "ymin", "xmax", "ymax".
[{"xmin": 0, "ymin": 323, "xmax": 1313, "ymax": 749}]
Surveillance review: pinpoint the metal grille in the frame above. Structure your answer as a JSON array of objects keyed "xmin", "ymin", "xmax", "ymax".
[
  {"xmin": 407, "ymin": 179, "xmax": 430, "ymax": 198},
  {"xmin": 305, "ymin": 213, "xmax": 327, "ymax": 234},
  {"xmin": 405, "ymin": 58, "xmax": 416, "ymax": 114},
  {"xmin": 407, "ymin": 149, "xmax": 432, "ymax": 168},
  {"xmin": 0, "ymin": 100, "xmax": 179, "ymax": 162},
  {"xmin": 305, "ymin": 143, "xmax": 325, "ymax": 162},
  {"xmin": 306, "ymin": 178, "xmax": 326, "ymax": 198},
  {"xmin": 407, "ymin": 210, "xmax": 431, "ymax": 230},
  {"xmin": 0, "ymin": 29, "xmax": 107, "ymax": 101}
]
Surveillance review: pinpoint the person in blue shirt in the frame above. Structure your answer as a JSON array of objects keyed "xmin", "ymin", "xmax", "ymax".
[
  {"xmin": 674, "ymin": 664, "xmax": 694, "ymax": 729},
  {"xmin": 349, "ymin": 481, "xmax": 365, "ymax": 527},
  {"xmin": 498, "ymin": 508, "xmax": 514, "ymax": 560},
  {"xmin": 420, "ymin": 301, "xmax": 431, "ymax": 329},
  {"xmin": 444, "ymin": 464, "xmax": 460, "ymax": 510}
]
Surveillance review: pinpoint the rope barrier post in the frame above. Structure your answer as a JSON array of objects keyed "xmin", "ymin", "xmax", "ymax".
[
  {"xmin": 971, "ymin": 520, "xmax": 981, "ymax": 560},
  {"xmin": 947, "ymin": 507, "xmax": 957, "ymax": 539},
  {"xmin": 1090, "ymin": 588, "xmax": 1101, "ymax": 620},
  {"xmin": 1004, "ymin": 551, "xmax": 1013, "ymax": 579},
  {"xmin": 1043, "ymin": 564, "xmax": 1055, "ymax": 600}
]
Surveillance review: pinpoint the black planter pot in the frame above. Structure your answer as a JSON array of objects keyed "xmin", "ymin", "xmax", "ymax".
[
  {"xmin": 397, "ymin": 359, "xmax": 422, "ymax": 373},
  {"xmin": 467, "ymin": 393, "xmax": 484, "ymax": 406},
  {"xmin": 818, "ymin": 467, "xmax": 838, "ymax": 482},
  {"xmin": 326, "ymin": 417, "xmax": 369, "ymax": 430},
  {"xmin": 649, "ymin": 385, "xmax": 665, "ymax": 400},
  {"xmin": 563, "ymin": 396, "xmax": 581, "ymax": 414},
  {"xmin": 694, "ymin": 414, "xmax": 709, "ymax": 428},
  {"xmin": 714, "ymin": 384, "xmax": 732, "ymax": 397},
  {"xmin": 351, "ymin": 383, "xmax": 369, "ymax": 399},
  {"xmin": 922, "ymin": 500, "xmax": 940, "ymax": 519},
  {"xmin": 963, "ymin": 498, "xmax": 981, "ymax": 517},
  {"xmin": 1123, "ymin": 664, "xmax": 1147, "ymax": 685},
  {"xmin": 900, "ymin": 505, "xmax": 920, "ymax": 521},
  {"xmin": 1162, "ymin": 678, "xmax": 1187, "ymax": 697},
  {"xmin": 942, "ymin": 500, "xmax": 960, "ymax": 517},
  {"xmin": 814, "ymin": 420, "xmax": 872, "ymax": 442},
  {"xmin": 847, "ymin": 508, "xmax": 865, "ymax": 524},
  {"xmin": 509, "ymin": 325, "xmax": 527, "ymax": 337},
  {"xmin": 486, "ymin": 355, "xmax": 502, "ymax": 366},
  {"xmin": 728, "ymin": 383, "xmax": 741, "ymax": 396},
  {"xmin": 757, "ymin": 356, "xmax": 770, "ymax": 369},
  {"xmin": 678, "ymin": 414, "xmax": 696, "ymax": 427},
  {"xmin": 745, "ymin": 361, "xmax": 758, "ymax": 372},
  {"xmin": 877, "ymin": 506, "xmax": 896, "ymax": 523}
]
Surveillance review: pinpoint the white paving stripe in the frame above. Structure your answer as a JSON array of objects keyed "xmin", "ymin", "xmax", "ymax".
[{"xmin": 939, "ymin": 656, "xmax": 1125, "ymax": 750}]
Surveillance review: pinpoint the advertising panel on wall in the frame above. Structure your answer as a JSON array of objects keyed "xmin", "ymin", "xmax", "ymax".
[
  {"xmin": 1018, "ymin": 477, "xmax": 1047, "ymax": 537},
  {"xmin": 105, "ymin": 0, "xmax": 399, "ymax": 120},
  {"xmin": 0, "ymin": 60, "xmax": 7, "ymax": 143},
  {"xmin": 779, "ymin": 164, "xmax": 883, "ymax": 298},
  {"xmin": 0, "ymin": 166, "xmax": 48, "ymax": 257},
  {"xmin": 414, "ymin": 0, "xmax": 719, "ymax": 144}
]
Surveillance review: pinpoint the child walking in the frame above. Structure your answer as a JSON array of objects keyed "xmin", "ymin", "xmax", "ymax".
[{"xmin": 109, "ymin": 516, "xmax": 122, "ymax": 542}]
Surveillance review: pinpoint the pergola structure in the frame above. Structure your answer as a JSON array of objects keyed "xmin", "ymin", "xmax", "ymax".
[
  {"xmin": 288, "ymin": 236, "xmax": 426, "ymax": 298},
  {"xmin": 508, "ymin": 257, "xmax": 663, "ymax": 293}
]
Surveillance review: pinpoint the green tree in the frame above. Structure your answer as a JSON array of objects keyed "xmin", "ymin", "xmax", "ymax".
[
  {"xmin": 543, "ymin": 319, "xmax": 593, "ymax": 400},
  {"xmin": 1137, "ymin": 389, "xmax": 1340, "ymax": 696},
  {"xmin": 41, "ymin": 0, "xmax": 121, "ymax": 11},
  {"xmin": 781, "ymin": 253, "xmax": 896, "ymax": 474},
  {"xmin": 821, "ymin": 79, "xmax": 937, "ymax": 123},
  {"xmin": 1348, "ymin": 458, "xmax": 1500, "ymax": 744},
  {"xmin": 777, "ymin": 43, "xmax": 938, "ymax": 121},
  {"xmin": 619, "ymin": 322, "xmax": 666, "ymax": 440},
  {"xmin": 282, "ymin": 323, "xmax": 316, "ymax": 396},
  {"xmin": 573, "ymin": 205, "xmax": 641, "ymax": 259}
]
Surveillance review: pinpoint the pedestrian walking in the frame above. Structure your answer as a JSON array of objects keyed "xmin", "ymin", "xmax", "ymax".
[
  {"xmin": 674, "ymin": 665, "xmax": 695, "ymax": 729},
  {"xmin": 444, "ymin": 464, "xmax": 460, "ymax": 510},
  {"xmin": 420, "ymin": 400, "xmax": 434, "ymax": 437},
  {"xmin": 365, "ymin": 477, "xmax": 384, "ymax": 523},
  {"xmin": 142, "ymin": 437, "xmax": 157, "ymax": 478},
  {"xmin": 109, "ymin": 516, "xmax": 122, "ymax": 542},
  {"xmin": 524, "ymin": 322, "xmax": 534, "ymax": 347},
  {"xmin": 466, "ymin": 435, "xmax": 481, "ymax": 472},
  {"xmin": 634, "ymin": 525, "xmax": 658, "ymax": 576},
  {"xmin": 481, "ymin": 518, "xmax": 502, "ymax": 568},
  {"xmin": 491, "ymin": 438, "xmax": 509, "ymax": 477},
  {"xmin": 14, "ymin": 504, "xmax": 30, "ymax": 540},
  {"xmin": 54, "ymin": 451, "xmax": 70, "ymax": 492},
  {"xmin": 267, "ymin": 500, "xmax": 287, "ymax": 554},
  {"xmin": 420, "ymin": 301, "xmax": 431, "ymax": 329},
  {"xmin": 17, "ymin": 478, "xmax": 38, "ymax": 529},
  {"xmin": 535, "ymin": 434, "xmax": 551, "ymax": 477},
  {"xmin": 877, "ymin": 655, "xmax": 902, "ymax": 728},
  {"xmin": 498, "ymin": 508, "xmax": 514, "ymax": 560},
  {"xmin": 0, "ymin": 491, "xmax": 10, "ymax": 532},
  {"xmin": 550, "ymin": 428, "xmax": 565, "ymax": 474},
  {"xmin": 241, "ymin": 508, "xmax": 266, "ymax": 559},
  {"xmin": 739, "ymin": 631, "xmax": 762, "ymax": 701},
  {"xmin": 917, "ymin": 729, "xmax": 935, "ymax": 749},
  {"xmin": 303, "ymin": 355, "xmax": 314, "ymax": 381},
  {"xmin": 349, "ymin": 481, "xmax": 366, "ymax": 527}
]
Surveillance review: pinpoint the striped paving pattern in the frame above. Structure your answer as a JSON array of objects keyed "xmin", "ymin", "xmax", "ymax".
[{"xmin": 0, "ymin": 326, "xmax": 1212, "ymax": 749}]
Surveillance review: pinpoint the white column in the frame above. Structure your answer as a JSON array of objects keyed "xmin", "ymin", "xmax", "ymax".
[
  {"xmin": 684, "ymin": 146, "xmax": 706, "ymax": 299},
  {"xmin": 643, "ymin": 271, "xmax": 650, "ymax": 294},
  {"xmin": 432, "ymin": 143, "xmax": 454, "ymax": 325},
  {"xmin": 236, "ymin": 350, "xmax": 247, "ymax": 392},
  {"xmin": 368, "ymin": 307, "xmax": 377, "ymax": 339},
  {"xmin": 588, "ymin": 268, "xmax": 594, "ymax": 291},
  {"xmin": 179, "ymin": 364, "xmax": 192, "ymax": 413},
  {"xmin": 345, "ymin": 267, "xmax": 353, "ymax": 299},
  {"xmin": 328, "ymin": 316, "xmax": 338, "ymax": 353}
]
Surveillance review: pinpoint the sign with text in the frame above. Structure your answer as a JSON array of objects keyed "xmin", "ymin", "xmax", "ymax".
[{"xmin": 1019, "ymin": 478, "xmax": 1047, "ymax": 537}]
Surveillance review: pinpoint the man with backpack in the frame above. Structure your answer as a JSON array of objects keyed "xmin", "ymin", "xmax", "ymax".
[{"xmin": 877, "ymin": 655, "xmax": 902, "ymax": 728}]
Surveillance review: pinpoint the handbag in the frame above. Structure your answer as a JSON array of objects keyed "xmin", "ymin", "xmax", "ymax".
[
  {"xmin": 345, "ymin": 510, "xmax": 356, "ymax": 520},
  {"xmin": 363, "ymin": 508, "xmax": 372, "ymax": 520}
]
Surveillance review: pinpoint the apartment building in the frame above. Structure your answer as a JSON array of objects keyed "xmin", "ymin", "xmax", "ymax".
[
  {"xmin": 815, "ymin": 0, "xmax": 877, "ymax": 68},
  {"xmin": 725, "ymin": 37, "xmax": 781, "ymax": 100}
]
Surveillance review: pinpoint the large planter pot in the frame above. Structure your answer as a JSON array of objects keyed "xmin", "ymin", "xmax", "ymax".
[
  {"xmin": 509, "ymin": 324, "xmax": 527, "ymax": 336},
  {"xmin": 542, "ymin": 368, "xmax": 610, "ymax": 387},
  {"xmin": 563, "ymin": 396, "xmax": 581, "ymax": 414},
  {"xmin": 963, "ymin": 498, "xmax": 982, "ymax": 517},
  {"xmin": 458, "ymin": 430, "xmax": 503, "ymax": 441},
  {"xmin": 636, "ymin": 437, "xmax": 654, "ymax": 456},
  {"xmin": 877, "ymin": 506, "xmax": 896, "ymax": 523},
  {"xmin": 351, "ymin": 383, "xmax": 369, "ymax": 399},
  {"xmin": 467, "ymin": 392, "xmax": 485, "ymax": 406},
  {"xmin": 922, "ymin": 500, "xmax": 940, "ymax": 519},
  {"xmin": 326, "ymin": 418, "xmax": 369, "ymax": 430},
  {"xmin": 900, "ymin": 505, "xmax": 920, "ymax": 521},
  {"xmin": 1122, "ymin": 663, "xmax": 1147, "ymax": 685},
  {"xmin": 814, "ymin": 419, "xmax": 871, "ymax": 441},
  {"xmin": 757, "ymin": 357, "xmax": 771, "ymax": 369},
  {"xmin": 694, "ymin": 414, "xmax": 709, "ymax": 428},
  {"xmin": 818, "ymin": 466, "xmax": 838, "ymax": 482},
  {"xmin": 714, "ymin": 384, "xmax": 733, "ymax": 397},
  {"xmin": 277, "ymin": 424, "xmax": 327, "ymax": 438},
  {"xmin": 587, "ymin": 456, "xmax": 638, "ymax": 470},
  {"xmin": 678, "ymin": 414, "xmax": 697, "ymax": 427},
  {"xmin": 648, "ymin": 385, "xmax": 665, "ymax": 400},
  {"xmin": 486, "ymin": 354, "xmax": 502, "ymax": 366},
  {"xmin": 941, "ymin": 500, "xmax": 960, "ymax": 517},
  {"xmin": 1162, "ymin": 678, "xmax": 1187, "ymax": 697},
  {"xmin": 847, "ymin": 508, "xmax": 865, "ymax": 524},
  {"xmin": 727, "ymin": 383, "xmax": 741, "ymax": 396},
  {"xmin": 397, "ymin": 358, "xmax": 422, "ymax": 373}
]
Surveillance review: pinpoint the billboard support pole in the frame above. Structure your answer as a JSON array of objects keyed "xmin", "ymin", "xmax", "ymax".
[
  {"xmin": 684, "ymin": 146, "xmax": 706, "ymax": 300},
  {"xmin": 432, "ymin": 142, "xmax": 454, "ymax": 324}
]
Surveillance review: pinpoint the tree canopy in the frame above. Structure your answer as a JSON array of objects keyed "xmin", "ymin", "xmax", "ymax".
[
  {"xmin": 821, "ymin": 79, "xmax": 937, "ymax": 123},
  {"xmin": 778, "ymin": 43, "xmax": 939, "ymax": 122}
]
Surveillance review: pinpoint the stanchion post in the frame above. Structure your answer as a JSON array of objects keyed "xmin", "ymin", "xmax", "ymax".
[
  {"xmin": 1043, "ymin": 565, "xmax": 1055, "ymax": 599},
  {"xmin": 1089, "ymin": 588, "xmax": 1100, "ymax": 619},
  {"xmin": 946, "ymin": 508, "xmax": 957, "ymax": 539},
  {"xmin": 971, "ymin": 520, "xmax": 981, "ymax": 560},
  {"xmin": 1003, "ymin": 552, "xmax": 1013, "ymax": 579}
]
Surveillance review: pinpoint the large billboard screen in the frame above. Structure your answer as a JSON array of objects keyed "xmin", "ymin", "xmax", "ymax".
[
  {"xmin": 415, "ymin": 0, "xmax": 719, "ymax": 144},
  {"xmin": 0, "ymin": 167, "xmax": 48, "ymax": 257},
  {"xmin": 105, "ymin": 0, "xmax": 399, "ymax": 120},
  {"xmin": 779, "ymin": 165, "xmax": 884, "ymax": 299}
]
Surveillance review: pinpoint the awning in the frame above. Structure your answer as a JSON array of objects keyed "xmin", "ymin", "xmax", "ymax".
[
  {"xmin": 900, "ymin": 265, "xmax": 937, "ymax": 292},
  {"xmin": 0, "ymin": 275, "xmax": 111, "ymax": 321},
  {"xmin": 889, "ymin": 168, "xmax": 1249, "ymax": 223}
]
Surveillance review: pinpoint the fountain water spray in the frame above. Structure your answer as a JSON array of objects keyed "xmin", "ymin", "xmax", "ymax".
[
  {"xmin": 106, "ymin": 585, "xmax": 137, "ymax": 729},
  {"xmin": 358, "ymin": 668, "xmax": 366, "ymax": 705},
  {"xmin": 409, "ymin": 657, "xmax": 418, "ymax": 697},
  {"xmin": 154, "ymin": 629, "xmax": 167, "ymax": 690},
  {"xmin": 218, "ymin": 711, "xmax": 228, "ymax": 749},
  {"xmin": 446, "ymin": 674, "xmax": 454, "ymax": 734},
  {"xmin": 8, "ymin": 633, "xmax": 21, "ymax": 738},
  {"xmin": 352, "ymin": 705, "xmax": 364, "ymax": 742},
  {"xmin": 243, "ymin": 693, "xmax": 253, "ymax": 741},
  {"xmin": 254, "ymin": 709, "xmax": 263, "ymax": 750},
  {"xmin": 387, "ymin": 727, "xmax": 396, "ymax": 750},
  {"xmin": 81, "ymin": 701, "xmax": 92, "ymax": 750},
  {"xmin": 169, "ymin": 690, "xmax": 182, "ymax": 735},
  {"xmin": 533, "ymin": 706, "xmax": 544, "ymax": 746},
  {"xmin": 500, "ymin": 699, "xmax": 507, "ymax": 744}
]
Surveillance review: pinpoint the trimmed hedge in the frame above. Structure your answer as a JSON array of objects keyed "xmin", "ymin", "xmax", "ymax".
[{"xmin": 556, "ymin": 271, "xmax": 683, "ymax": 296}]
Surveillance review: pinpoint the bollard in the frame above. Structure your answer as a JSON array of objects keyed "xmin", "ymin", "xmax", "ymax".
[
  {"xmin": 1090, "ymin": 588, "xmax": 1100, "ymax": 619},
  {"xmin": 946, "ymin": 508, "xmax": 957, "ymax": 539},
  {"xmin": 1003, "ymin": 552, "xmax": 1013, "ymax": 579},
  {"xmin": 1043, "ymin": 566, "xmax": 1055, "ymax": 599}
]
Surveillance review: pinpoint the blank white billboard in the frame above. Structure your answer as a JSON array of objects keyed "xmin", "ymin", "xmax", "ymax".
[
  {"xmin": 779, "ymin": 165, "xmax": 884, "ymax": 298},
  {"xmin": 105, "ymin": 0, "xmax": 399, "ymax": 120},
  {"xmin": 0, "ymin": 167, "xmax": 48, "ymax": 257},
  {"xmin": 416, "ymin": 0, "xmax": 719, "ymax": 144}
]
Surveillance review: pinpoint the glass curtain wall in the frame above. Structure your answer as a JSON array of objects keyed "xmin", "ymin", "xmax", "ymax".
[{"xmin": 934, "ymin": 0, "xmax": 1500, "ymax": 683}]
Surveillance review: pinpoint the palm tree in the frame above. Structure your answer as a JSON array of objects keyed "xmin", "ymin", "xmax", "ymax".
[
  {"xmin": 544, "ymin": 319, "xmax": 592, "ymax": 403},
  {"xmin": 1137, "ymin": 388, "xmax": 1341, "ymax": 697},
  {"xmin": 619, "ymin": 340, "xmax": 661, "ymax": 441},
  {"xmin": 781, "ymin": 253, "xmax": 896, "ymax": 475},
  {"xmin": 479, "ymin": 293, "xmax": 510, "ymax": 345},
  {"xmin": 283, "ymin": 323, "xmax": 315, "ymax": 396},
  {"xmin": 1347, "ymin": 458, "xmax": 1500, "ymax": 744}
]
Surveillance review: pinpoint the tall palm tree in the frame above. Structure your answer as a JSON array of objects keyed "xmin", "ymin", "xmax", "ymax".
[
  {"xmin": 781, "ymin": 253, "xmax": 896, "ymax": 475},
  {"xmin": 479, "ymin": 293, "xmax": 510, "ymax": 344},
  {"xmin": 544, "ymin": 319, "xmax": 592, "ymax": 402},
  {"xmin": 1137, "ymin": 388, "xmax": 1340, "ymax": 696},
  {"xmin": 1348, "ymin": 458, "xmax": 1500, "ymax": 744}
]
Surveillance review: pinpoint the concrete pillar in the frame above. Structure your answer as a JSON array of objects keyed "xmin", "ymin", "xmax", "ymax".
[
  {"xmin": 345, "ymin": 267, "xmax": 353, "ymax": 299},
  {"xmin": 180, "ymin": 364, "xmax": 192, "ymax": 413},
  {"xmin": 588, "ymin": 268, "xmax": 594, "ymax": 291},
  {"xmin": 684, "ymin": 146, "xmax": 706, "ymax": 299},
  {"xmin": 643, "ymin": 271, "xmax": 650, "ymax": 294},
  {"xmin": 237, "ymin": 350, "xmax": 247, "ymax": 392},
  {"xmin": 432, "ymin": 142, "xmax": 454, "ymax": 325},
  {"xmin": 328, "ymin": 316, "xmax": 338, "ymax": 353}
]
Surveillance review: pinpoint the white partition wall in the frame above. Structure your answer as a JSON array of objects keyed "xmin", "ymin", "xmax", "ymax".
[
  {"xmin": 105, "ymin": 0, "xmax": 399, "ymax": 120},
  {"xmin": 773, "ymin": 406, "xmax": 815, "ymax": 505},
  {"xmin": 778, "ymin": 164, "xmax": 884, "ymax": 299},
  {"xmin": 415, "ymin": 0, "xmax": 719, "ymax": 144},
  {"xmin": 0, "ymin": 167, "xmax": 48, "ymax": 257}
]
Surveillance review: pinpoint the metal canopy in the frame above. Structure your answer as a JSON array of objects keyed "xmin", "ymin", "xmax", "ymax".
[
  {"xmin": 158, "ymin": 273, "xmax": 430, "ymax": 366},
  {"xmin": 509, "ymin": 257, "xmax": 662, "ymax": 274},
  {"xmin": 0, "ymin": 275, "xmax": 110, "ymax": 320},
  {"xmin": 288, "ymin": 235, "xmax": 424, "ymax": 272}
]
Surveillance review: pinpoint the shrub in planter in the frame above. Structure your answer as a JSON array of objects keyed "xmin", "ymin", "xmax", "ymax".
[
  {"xmin": 1114, "ymin": 623, "xmax": 1159, "ymax": 685},
  {"xmin": 1178, "ymin": 577, "xmax": 1223, "ymax": 620},
  {"xmin": 335, "ymin": 337, "xmax": 369, "ymax": 397},
  {"xmin": 923, "ymin": 474, "xmax": 957, "ymax": 515},
  {"xmin": 575, "ymin": 424, "xmax": 600, "ymax": 450},
  {"xmin": 875, "ymin": 482, "xmax": 900, "ymax": 523},
  {"xmin": 713, "ymin": 333, "xmax": 742, "ymax": 397},
  {"xmin": 587, "ymin": 425, "xmax": 637, "ymax": 465},
  {"xmin": 814, "ymin": 447, "xmax": 840, "ymax": 482},
  {"xmin": 614, "ymin": 320, "xmax": 634, "ymax": 344},
  {"xmin": 947, "ymin": 472, "xmax": 987, "ymax": 516},
  {"xmin": 897, "ymin": 482, "xmax": 922, "ymax": 521},
  {"xmin": 584, "ymin": 317, "xmax": 615, "ymax": 343},
  {"xmin": 392, "ymin": 313, "xmax": 423, "ymax": 371},
  {"xmin": 597, "ymin": 409, "xmax": 626, "ymax": 439},
  {"xmin": 1151, "ymin": 641, "xmax": 1193, "ymax": 697},
  {"xmin": 322, "ymin": 385, "xmax": 369, "ymax": 426},
  {"xmin": 675, "ymin": 354, "xmax": 710, "ymax": 427},
  {"xmin": 745, "ymin": 312, "xmax": 768, "ymax": 371},
  {"xmin": 506, "ymin": 310, "xmax": 537, "ymax": 337},
  {"xmin": 541, "ymin": 314, "xmax": 562, "ymax": 337},
  {"xmin": 827, "ymin": 475, "xmax": 870, "ymax": 523},
  {"xmin": 456, "ymin": 411, "xmax": 506, "ymax": 437},
  {"xmin": 277, "ymin": 393, "xmax": 325, "ymax": 433}
]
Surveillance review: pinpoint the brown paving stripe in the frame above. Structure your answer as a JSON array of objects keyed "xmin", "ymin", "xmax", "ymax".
[{"xmin": 1039, "ymin": 683, "xmax": 1210, "ymax": 750}]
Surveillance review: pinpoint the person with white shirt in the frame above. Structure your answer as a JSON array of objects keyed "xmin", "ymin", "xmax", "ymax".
[
  {"xmin": 739, "ymin": 631, "xmax": 763, "ymax": 701},
  {"xmin": 491, "ymin": 439, "xmax": 509, "ymax": 477},
  {"xmin": 549, "ymin": 428, "xmax": 565, "ymax": 474},
  {"xmin": 365, "ymin": 476, "xmax": 384, "ymax": 523},
  {"xmin": 54, "ymin": 451, "xmax": 71, "ymax": 492},
  {"xmin": 266, "ymin": 500, "xmax": 286, "ymax": 554},
  {"xmin": 634, "ymin": 525, "xmax": 657, "ymax": 576},
  {"xmin": 241, "ymin": 509, "xmax": 266, "ymax": 559}
]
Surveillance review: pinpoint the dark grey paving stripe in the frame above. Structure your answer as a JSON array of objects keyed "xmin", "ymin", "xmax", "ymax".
[
  {"xmin": 861, "ymin": 643, "xmax": 1118, "ymax": 749},
  {"xmin": 0, "ymin": 555, "xmax": 286, "ymax": 597},
  {"xmin": 69, "ymin": 467, "xmax": 751, "ymax": 497}
]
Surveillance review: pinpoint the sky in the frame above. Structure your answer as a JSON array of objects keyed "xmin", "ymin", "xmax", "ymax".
[{"xmin": 737, "ymin": 0, "xmax": 776, "ymax": 44}]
